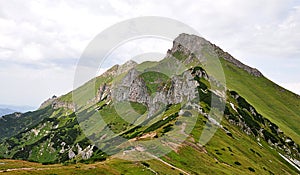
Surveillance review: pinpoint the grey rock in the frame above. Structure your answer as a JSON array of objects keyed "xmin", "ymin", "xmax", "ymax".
[
  {"xmin": 52, "ymin": 101, "xmax": 75, "ymax": 111},
  {"xmin": 68, "ymin": 149, "xmax": 76, "ymax": 159},
  {"xmin": 112, "ymin": 68, "xmax": 148, "ymax": 103},
  {"xmin": 171, "ymin": 33, "xmax": 263, "ymax": 77},
  {"xmin": 39, "ymin": 95, "xmax": 75, "ymax": 111},
  {"xmin": 112, "ymin": 68, "xmax": 199, "ymax": 117}
]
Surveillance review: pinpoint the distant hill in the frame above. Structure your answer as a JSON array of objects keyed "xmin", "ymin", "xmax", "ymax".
[
  {"xmin": 0, "ymin": 104, "xmax": 36, "ymax": 113},
  {"xmin": 0, "ymin": 108, "xmax": 15, "ymax": 117},
  {"xmin": 0, "ymin": 104, "xmax": 36, "ymax": 117}
]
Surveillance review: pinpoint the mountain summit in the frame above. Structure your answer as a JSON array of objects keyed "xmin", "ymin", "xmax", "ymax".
[
  {"xmin": 172, "ymin": 33, "xmax": 262, "ymax": 77},
  {"xmin": 0, "ymin": 33, "xmax": 299, "ymax": 174}
]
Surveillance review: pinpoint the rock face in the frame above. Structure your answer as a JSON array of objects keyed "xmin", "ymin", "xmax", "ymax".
[
  {"xmin": 211, "ymin": 44, "xmax": 263, "ymax": 77},
  {"xmin": 95, "ymin": 83, "xmax": 111, "ymax": 102},
  {"xmin": 170, "ymin": 33, "xmax": 263, "ymax": 77},
  {"xmin": 112, "ymin": 68, "xmax": 149, "ymax": 104},
  {"xmin": 39, "ymin": 95, "xmax": 57, "ymax": 109},
  {"xmin": 165, "ymin": 71, "xmax": 198, "ymax": 104},
  {"xmin": 168, "ymin": 34, "xmax": 208, "ymax": 57},
  {"xmin": 117, "ymin": 60, "xmax": 138, "ymax": 75},
  {"xmin": 112, "ymin": 68, "xmax": 199, "ymax": 117},
  {"xmin": 67, "ymin": 144, "xmax": 94, "ymax": 160},
  {"xmin": 76, "ymin": 144, "xmax": 94, "ymax": 160},
  {"xmin": 52, "ymin": 101, "xmax": 76, "ymax": 111},
  {"xmin": 99, "ymin": 60, "xmax": 138, "ymax": 78},
  {"xmin": 39, "ymin": 95, "xmax": 75, "ymax": 111}
]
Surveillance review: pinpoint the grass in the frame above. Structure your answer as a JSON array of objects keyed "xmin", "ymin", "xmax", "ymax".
[
  {"xmin": 1, "ymin": 45, "xmax": 300, "ymax": 174},
  {"xmin": 221, "ymin": 58, "xmax": 300, "ymax": 144},
  {"xmin": 0, "ymin": 159, "xmax": 182, "ymax": 175},
  {"xmin": 160, "ymin": 113, "xmax": 298, "ymax": 175},
  {"xmin": 139, "ymin": 71, "xmax": 170, "ymax": 94},
  {"xmin": 135, "ymin": 61, "xmax": 159, "ymax": 72},
  {"xmin": 1, "ymin": 115, "xmax": 298, "ymax": 174}
]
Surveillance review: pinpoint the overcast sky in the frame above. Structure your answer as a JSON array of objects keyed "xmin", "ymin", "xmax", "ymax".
[{"xmin": 0, "ymin": 0, "xmax": 299, "ymax": 108}]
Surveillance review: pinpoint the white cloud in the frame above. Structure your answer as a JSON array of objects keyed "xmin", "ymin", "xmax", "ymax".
[
  {"xmin": 0, "ymin": 63, "xmax": 75, "ymax": 107},
  {"xmin": 102, "ymin": 37, "xmax": 172, "ymax": 67},
  {"xmin": 0, "ymin": 0, "xmax": 299, "ymax": 106}
]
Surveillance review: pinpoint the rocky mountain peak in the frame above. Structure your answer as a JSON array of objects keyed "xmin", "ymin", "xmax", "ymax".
[
  {"xmin": 39, "ymin": 95, "xmax": 58, "ymax": 109},
  {"xmin": 117, "ymin": 60, "xmax": 138, "ymax": 75},
  {"xmin": 100, "ymin": 60, "xmax": 137, "ymax": 78},
  {"xmin": 171, "ymin": 33, "xmax": 263, "ymax": 77},
  {"xmin": 174, "ymin": 33, "xmax": 210, "ymax": 50}
]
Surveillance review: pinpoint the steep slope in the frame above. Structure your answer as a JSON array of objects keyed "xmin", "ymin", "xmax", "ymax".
[
  {"xmin": 222, "ymin": 59, "xmax": 300, "ymax": 144},
  {"xmin": 174, "ymin": 34, "xmax": 300, "ymax": 144},
  {"xmin": 0, "ymin": 107, "xmax": 57, "ymax": 142},
  {"xmin": 0, "ymin": 33, "xmax": 299, "ymax": 174}
]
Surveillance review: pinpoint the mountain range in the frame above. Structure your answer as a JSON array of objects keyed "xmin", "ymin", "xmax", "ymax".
[
  {"xmin": 0, "ymin": 33, "xmax": 299, "ymax": 174},
  {"xmin": 0, "ymin": 105, "xmax": 35, "ymax": 117},
  {"xmin": 0, "ymin": 108, "xmax": 15, "ymax": 118}
]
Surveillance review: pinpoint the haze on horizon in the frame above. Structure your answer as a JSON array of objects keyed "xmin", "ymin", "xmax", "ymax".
[{"xmin": 0, "ymin": 0, "xmax": 300, "ymax": 107}]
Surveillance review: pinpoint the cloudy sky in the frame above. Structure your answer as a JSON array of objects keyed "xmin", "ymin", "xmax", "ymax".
[{"xmin": 0, "ymin": 0, "xmax": 299, "ymax": 108}]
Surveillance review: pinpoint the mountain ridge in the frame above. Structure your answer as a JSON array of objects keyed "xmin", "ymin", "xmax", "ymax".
[
  {"xmin": 0, "ymin": 33, "xmax": 299, "ymax": 174},
  {"xmin": 171, "ymin": 33, "xmax": 263, "ymax": 77}
]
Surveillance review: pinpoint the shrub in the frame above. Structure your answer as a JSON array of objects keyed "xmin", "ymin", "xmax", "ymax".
[
  {"xmin": 141, "ymin": 162, "xmax": 150, "ymax": 167},
  {"xmin": 226, "ymin": 132, "xmax": 233, "ymax": 137},
  {"xmin": 248, "ymin": 167, "xmax": 255, "ymax": 172},
  {"xmin": 234, "ymin": 161, "xmax": 241, "ymax": 166},
  {"xmin": 42, "ymin": 162, "xmax": 55, "ymax": 165},
  {"xmin": 162, "ymin": 124, "xmax": 173, "ymax": 133}
]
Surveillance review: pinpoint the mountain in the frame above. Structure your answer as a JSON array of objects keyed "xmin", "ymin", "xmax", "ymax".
[
  {"xmin": 0, "ymin": 33, "xmax": 299, "ymax": 174},
  {"xmin": 0, "ymin": 104, "xmax": 36, "ymax": 113},
  {"xmin": 0, "ymin": 104, "xmax": 35, "ymax": 118},
  {"xmin": 0, "ymin": 108, "xmax": 15, "ymax": 117}
]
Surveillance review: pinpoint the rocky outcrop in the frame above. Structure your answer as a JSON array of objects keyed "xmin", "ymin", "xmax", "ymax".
[
  {"xmin": 112, "ymin": 68, "xmax": 199, "ymax": 117},
  {"xmin": 39, "ymin": 95, "xmax": 75, "ymax": 111},
  {"xmin": 117, "ymin": 60, "xmax": 138, "ymax": 75},
  {"xmin": 52, "ymin": 101, "xmax": 75, "ymax": 111},
  {"xmin": 100, "ymin": 65, "xmax": 119, "ymax": 78},
  {"xmin": 211, "ymin": 44, "xmax": 263, "ymax": 77},
  {"xmin": 170, "ymin": 33, "xmax": 263, "ymax": 77},
  {"xmin": 99, "ymin": 60, "xmax": 138, "ymax": 78},
  {"xmin": 165, "ymin": 71, "xmax": 198, "ymax": 104},
  {"xmin": 168, "ymin": 34, "xmax": 207, "ymax": 55},
  {"xmin": 89, "ymin": 60, "xmax": 138, "ymax": 105},
  {"xmin": 95, "ymin": 83, "xmax": 111, "ymax": 102},
  {"xmin": 77, "ymin": 144, "xmax": 94, "ymax": 160},
  {"xmin": 39, "ymin": 95, "xmax": 57, "ymax": 109},
  {"xmin": 67, "ymin": 144, "xmax": 94, "ymax": 160},
  {"xmin": 112, "ymin": 68, "xmax": 149, "ymax": 105},
  {"xmin": 68, "ymin": 149, "xmax": 76, "ymax": 159}
]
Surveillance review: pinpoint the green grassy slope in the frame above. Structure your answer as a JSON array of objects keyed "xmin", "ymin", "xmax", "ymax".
[
  {"xmin": 221, "ymin": 58, "xmax": 300, "ymax": 144},
  {"xmin": 0, "ymin": 106, "xmax": 57, "ymax": 141},
  {"xmin": 0, "ymin": 159, "xmax": 184, "ymax": 175},
  {"xmin": 1, "ymin": 95, "xmax": 298, "ymax": 174},
  {"xmin": 1, "ymin": 34, "xmax": 299, "ymax": 174}
]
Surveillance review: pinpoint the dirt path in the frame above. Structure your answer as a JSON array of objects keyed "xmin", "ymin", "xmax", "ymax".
[
  {"xmin": 0, "ymin": 168, "xmax": 35, "ymax": 173},
  {"xmin": 0, "ymin": 167, "xmax": 53, "ymax": 173},
  {"xmin": 146, "ymin": 153, "xmax": 190, "ymax": 175}
]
